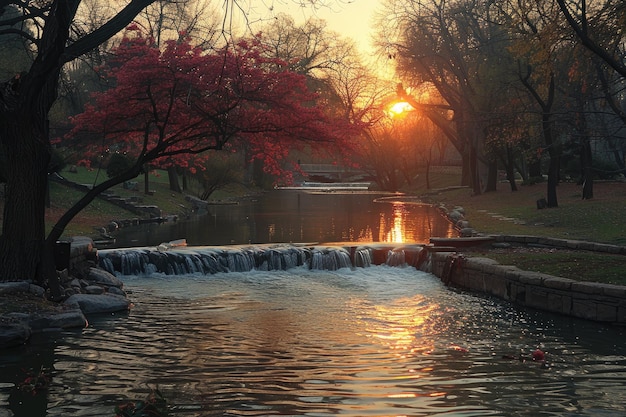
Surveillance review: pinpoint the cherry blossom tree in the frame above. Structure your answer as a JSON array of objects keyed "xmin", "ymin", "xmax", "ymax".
[{"xmin": 59, "ymin": 27, "xmax": 353, "ymax": 239}]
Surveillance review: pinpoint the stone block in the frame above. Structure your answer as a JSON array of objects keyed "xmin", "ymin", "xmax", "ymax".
[
  {"xmin": 571, "ymin": 299, "xmax": 597, "ymax": 321},
  {"xmin": 571, "ymin": 281, "xmax": 605, "ymax": 295},
  {"xmin": 543, "ymin": 277, "xmax": 574, "ymax": 291},
  {"xmin": 547, "ymin": 292, "xmax": 567, "ymax": 314},
  {"xmin": 517, "ymin": 271, "xmax": 544, "ymax": 286},
  {"xmin": 596, "ymin": 303, "xmax": 617, "ymax": 322},
  {"xmin": 526, "ymin": 287, "xmax": 550, "ymax": 309},
  {"xmin": 592, "ymin": 243, "xmax": 621, "ymax": 254},
  {"xmin": 578, "ymin": 241, "xmax": 596, "ymax": 251},
  {"xmin": 511, "ymin": 283, "xmax": 526, "ymax": 304},
  {"xmin": 601, "ymin": 284, "xmax": 626, "ymax": 298},
  {"xmin": 485, "ymin": 275, "xmax": 508, "ymax": 298}
]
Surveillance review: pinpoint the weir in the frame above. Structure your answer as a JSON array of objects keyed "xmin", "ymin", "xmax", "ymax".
[{"xmin": 97, "ymin": 242, "xmax": 428, "ymax": 276}]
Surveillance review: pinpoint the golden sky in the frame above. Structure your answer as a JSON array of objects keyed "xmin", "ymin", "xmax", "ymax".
[{"xmin": 248, "ymin": 0, "xmax": 381, "ymax": 56}]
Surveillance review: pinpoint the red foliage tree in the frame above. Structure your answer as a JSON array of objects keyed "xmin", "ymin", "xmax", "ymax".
[{"xmin": 64, "ymin": 27, "xmax": 352, "ymax": 185}]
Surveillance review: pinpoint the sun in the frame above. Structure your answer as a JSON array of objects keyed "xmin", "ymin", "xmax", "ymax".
[{"xmin": 388, "ymin": 101, "xmax": 414, "ymax": 117}]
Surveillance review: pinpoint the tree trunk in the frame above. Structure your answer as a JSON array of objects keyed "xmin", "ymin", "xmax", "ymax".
[
  {"xmin": 546, "ymin": 154, "xmax": 559, "ymax": 208},
  {"xmin": 0, "ymin": 117, "xmax": 50, "ymax": 283},
  {"xmin": 505, "ymin": 145, "xmax": 518, "ymax": 192},
  {"xmin": 460, "ymin": 150, "xmax": 471, "ymax": 187},
  {"xmin": 581, "ymin": 138, "xmax": 594, "ymax": 199},
  {"xmin": 527, "ymin": 158, "xmax": 541, "ymax": 179},
  {"xmin": 167, "ymin": 166, "xmax": 182, "ymax": 193},
  {"xmin": 144, "ymin": 169, "xmax": 150, "ymax": 194},
  {"xmin": 469, "ymin": 145, "xmax": 481, "ymax": 195},
  {"xmin": 485, "ymin": 161, "xmax": 498, "ymax": 192}
]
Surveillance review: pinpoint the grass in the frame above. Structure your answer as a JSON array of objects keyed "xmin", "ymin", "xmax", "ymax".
[
  {"xmin": 466, "ymin": 250, "xmax": 626, "ymax": 286},
  {"xmin": 403, "ymin": 167, "xmax": 626, "ymax": 285},
  {"xmin": 417, "ymin": 180, "xmax": 626, "ymax": 245}
]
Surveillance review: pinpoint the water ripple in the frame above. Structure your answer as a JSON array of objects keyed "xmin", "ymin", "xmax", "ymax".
[{"xmin": 3, "ymin": 266, "xmax": 626, "ymax": 416}]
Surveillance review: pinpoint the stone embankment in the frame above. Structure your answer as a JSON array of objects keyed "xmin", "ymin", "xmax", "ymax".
[
  {"xmin": 426, "ymin": 234, "xmax": 626, "ymax": 324},
  {"xmin": 428, "ymin": 202, "xmax": 626, "ymax": 324},
  {"xmin": 0, "ymin": 237, "xmax": 131, "ymax": 349}
]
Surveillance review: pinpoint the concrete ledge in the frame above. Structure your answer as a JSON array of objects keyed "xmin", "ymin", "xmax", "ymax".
[{"xmin": 429, "ymin": 251, "xmax": 626, "ymax": 324}]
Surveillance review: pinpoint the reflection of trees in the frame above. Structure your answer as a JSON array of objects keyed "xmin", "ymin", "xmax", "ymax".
[{"xmin": 4, "ymin": 343, "xmax": 56, "ymax": 416}]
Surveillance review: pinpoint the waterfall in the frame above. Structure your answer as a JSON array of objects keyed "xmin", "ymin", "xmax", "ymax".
[
  {"xmin": 98, "ymin": 243, "xmax": 428, "ymax": 276},
  {"xmin": 386, "ymin": 248, "xmax": 406, "ymax": 267},
  {"xmin": 310, "ymin": 247, "xmax": 352, "ymax": 270},
  {"xmin": 354, "ymin": 247, "xmax": 373, "ymax": 267}
]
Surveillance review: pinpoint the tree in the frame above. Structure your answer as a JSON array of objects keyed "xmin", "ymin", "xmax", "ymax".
[
  {"xmin": 0, "ymin": 0, "xmax": 158, "ymax": 291},
  {"xmin": 0, "ymin": 0, "xmax": 351, "ymax": 292},
  {"xmin": 194, "ymin": 152, "xmax": 243, "ymax": 201},
  {"xmin": 381, "ymin": 0, "xmax": 517, "ymax": 195},
  {"xmin": 556, "ymin": 0, "xmax": 626, "ymax": 79},
  {"xmin": 60, "ymin": 27, "xmax": 352, "ymax": 232}
]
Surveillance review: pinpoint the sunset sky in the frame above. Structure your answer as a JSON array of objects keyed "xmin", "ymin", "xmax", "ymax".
[{"xmin": 247, "ymin": 0, "xmax": 382, "ymax": 57}]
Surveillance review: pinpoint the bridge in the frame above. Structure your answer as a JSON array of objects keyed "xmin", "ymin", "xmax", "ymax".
[{"xmin": 298, "ymin": 163, "xmax": 371, "ymax": 182}]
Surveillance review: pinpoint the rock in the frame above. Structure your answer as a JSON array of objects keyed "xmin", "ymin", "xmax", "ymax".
[
  {"xmin": 48, "ymin": 310, "xmax": 88, "ymax": 329},
  {"xmin": 0, "ymin": 323, "xmax": 31, "ymax": 349},
  {"xmin": 460, "ymin": 227, "xmax": 475, "ymax": 237},
  {"xmin": 64, "ymin": 293, "xmax": 130, "ymax": 314},
  {"xmin": 88, "ymin": 268, "xmax": 124, "ymax": 289},
  {"xmin": 0, "ymin": 281, "xmax": 30, "ymax": 295},
  {"xmin": 449, "ymin": 210, "xmax": 464, "ymax": 222},
  {"xmin": 107, "ymin": 286, "xmax": 127, "ymax": 297},
  {"xmin": 457, "ymin": 220, "xmax": 470, "ymax": 229},
  {"xmin": 29, "ymin": 284, "xmax": 45, "ymax": 297},
  {"xmin": 28, "ymin": 316, "xmax": 53, "ymax": 331},
  {"xmin": 85, "ymin": 285, "xmax": 105, "ymax": 295},
  {"xmin": 58, "ymin": 268, "xmax": 71, "ymax": 284}
]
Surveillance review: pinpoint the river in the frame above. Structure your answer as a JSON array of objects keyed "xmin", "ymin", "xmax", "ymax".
[{"xmin": 1, "ymin": 191, "xmax": 625, "ymax": 416}]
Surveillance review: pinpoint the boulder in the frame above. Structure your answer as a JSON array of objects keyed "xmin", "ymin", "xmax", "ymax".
[
  {"xmin": 0, "ymin": 323, "xmax": 31, "ymax": 349},
  {"xmin": 29, "ymin": 284, "xmax": 45, "ymax": 297},
  {"xmin": 85, "ymin": 285, "xmax": 105, "ymax": 295},
  {"xmin": 88, "ymin": 267, "xmax": 124, "ymax": 289},
  {"xmin": 448, "ymin": 210, "xmax": 464, "ymax": 222},
  {"xmin": 48, "ymin": 310, "xmax": 88, "ymax": 329},
  {"xmin": 64, "ymin": 293, "xmax": 131, "ymax": 314},
  {"xmin": 0, "ymin": 281, "xmax": 30, "ymax": 295}
]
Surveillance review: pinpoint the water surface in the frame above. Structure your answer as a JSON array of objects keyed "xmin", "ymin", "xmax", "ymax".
[
  {"xmin": 112, "ymin": 190, "xmax": 456, "ymax": 247},
  {"xmin": 3, "ymin": 266, "xmax": 624, "ymax": 416}
]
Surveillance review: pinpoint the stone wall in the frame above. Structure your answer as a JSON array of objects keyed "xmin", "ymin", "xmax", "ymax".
[{"xmin": 429, "ymin": 250, "xmax": 626, "ymax": 324}]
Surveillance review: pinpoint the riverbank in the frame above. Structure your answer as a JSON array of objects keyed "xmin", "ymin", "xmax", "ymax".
[{"xmin": 416, "ymin": 180, "xmax": 626, "ymax": 286}]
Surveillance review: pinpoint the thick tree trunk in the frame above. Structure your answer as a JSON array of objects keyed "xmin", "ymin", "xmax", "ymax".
[
  {"xmin": 527, "ymin": 158, "xmax": 541, "ymax": 179},
  {"xmin": 0, "ymin": 117, "xmax": 50, "ymax": 283},
  {"xmin": 485, "ymin": 161, "xmax": 498, "ymax": 192}
]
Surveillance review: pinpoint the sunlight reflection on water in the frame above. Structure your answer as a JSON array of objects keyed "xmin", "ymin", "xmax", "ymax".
[{"xmin": 5, "ymin": 265, "xmax": 616, "ymax": 416}]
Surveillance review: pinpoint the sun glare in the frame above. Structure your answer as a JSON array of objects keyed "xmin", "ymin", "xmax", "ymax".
[{"xmin": 388, "ymin": 101, "xmax": 414, "ymax": 117}]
